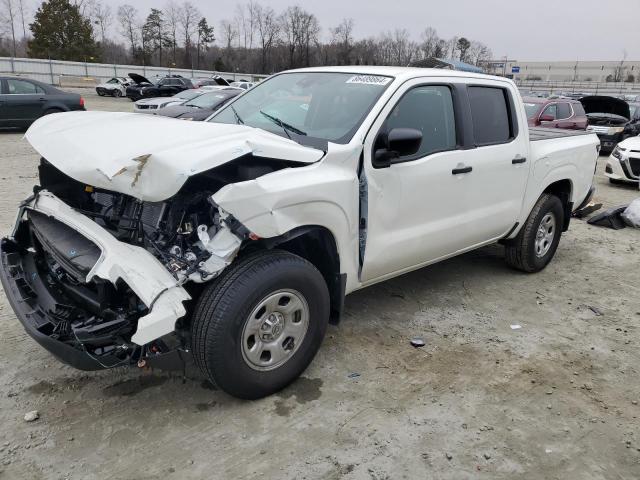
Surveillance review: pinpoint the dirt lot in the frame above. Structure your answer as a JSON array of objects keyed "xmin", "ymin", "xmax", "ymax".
[{"xmin": 0, "ymin": 91, "xmax": 639, "ymax": 480}]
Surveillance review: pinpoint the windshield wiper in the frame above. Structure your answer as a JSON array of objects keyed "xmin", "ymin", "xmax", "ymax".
[
  {"xmin": 259, "ymin": 110, "xmax": 307, "ymax": 138},
  {"xmin": 230, "ymin": 105, "xmax": 244, "ymax": 125}
]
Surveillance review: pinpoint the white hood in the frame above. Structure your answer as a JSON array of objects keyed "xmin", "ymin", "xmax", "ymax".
[
  {"xmin": 619, "ymin": 135, "xmax": 640, "ymax": 151},
  {"xmin": 25, "ymin": 111, "xmax": 324, "ymax": 202}
]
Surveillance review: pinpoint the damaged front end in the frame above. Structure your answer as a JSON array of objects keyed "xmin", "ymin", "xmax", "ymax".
[
  {"xmin": 0, "ymin": 161, "xmax": 248, "ymax": 370},
  {"xmin": 2, "ymin": 111, "xmax": 326, "ymax": 371}
]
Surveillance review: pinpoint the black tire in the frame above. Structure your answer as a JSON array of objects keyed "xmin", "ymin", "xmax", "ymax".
[
  {"xmin": 96, "ymin": 90, "xmax": 104, "ymax": 96},
  {"xmin": 505, "ymin": 193, "xmax": 564, "ymax": 273},
  {"xmin": 113, "ymin": 89, "xmax": 122, "ymax": 97},
  {"xmin": 191, "ymin": 250, "xmax": 330, "ymax": 399}
]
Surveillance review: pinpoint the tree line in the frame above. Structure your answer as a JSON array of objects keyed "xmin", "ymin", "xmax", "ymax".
[{"xmin": 0, "ymin": 0, "xmax": 493, "ymax": 74}]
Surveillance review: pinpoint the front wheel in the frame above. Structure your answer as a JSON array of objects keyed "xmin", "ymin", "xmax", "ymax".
[
  {"xmin": 191, "ymin": 250, "xmax": 330, "ymax": 399},
  {"xmin": 505, "ymin": 193, "xmax": 564, "ymax": 273},
  {"xmin": 113, "ymin": 89, "xmax": 122, "ymax": 97}
]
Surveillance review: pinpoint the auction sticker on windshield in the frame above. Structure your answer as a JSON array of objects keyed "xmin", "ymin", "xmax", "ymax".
[{"xmin": 346, "ymin": 75, "xmax": 392, "ymax": 85}]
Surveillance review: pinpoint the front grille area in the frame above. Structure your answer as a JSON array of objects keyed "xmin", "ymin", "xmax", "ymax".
[{"xmin": 629, "ymin": 158, "xmax": 640, "ymax": 177}]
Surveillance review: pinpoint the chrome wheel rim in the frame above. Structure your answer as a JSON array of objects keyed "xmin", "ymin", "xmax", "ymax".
[
  {"xmin": 535, "ymin": 212, "xmax": 556, "ymax": 258},
  {"xmin": 241, "ymin": 289, "xmax": 309, "ymax": 371}
]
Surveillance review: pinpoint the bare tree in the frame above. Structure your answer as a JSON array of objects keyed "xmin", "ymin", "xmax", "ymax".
[
  {"xmin": 467, "ymin": 40, "xmax": 491, "ymax": 66},
  {"xmin": 72, "ymin": 0, "xmax": 96, "ymax": 18},
  {"xmin": 255, "ymin": 4, "xmax": 279, "ymax": 72},
  {"xmin": 117, "ymin": 4, "xmax": 139, "ymax": 61},
  {"xmin": 0, "ymin": 0, "xmax": 17, "ymax": 56},
  {"xmin": 178, "ymin": 1, "xmax": 200, "ymax": 66},
  {"xmin": 16, "ymin": 0, "xmax": 27, "ymax": 39},
  {"xmin": 419, "ymin": 27, "xmax": 439, "ymax": 59},
  {"xmin": 219, "ymin": 19, "xmax": 237, "ymax": 50},
  {"xmin": 331, "ymin": 18, "xmax": 354, "ymax": 65},
  {"xmin": 164, "ymin": 0, "xmax": 180, "ymax": 65},
  {"xmin": 92, "ymin": 1, "xmax": 112, "ymax": 44},
  {"xmin": 280, "ymin": 6, "xmax": 319, "ymax": 68},
  {"xmin": 613, "ymin": 49, "xmax": 628, "ymax": 83}
]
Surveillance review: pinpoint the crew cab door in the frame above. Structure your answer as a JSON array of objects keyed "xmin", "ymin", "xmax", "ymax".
[{"xmin": 360, "ymin": 78, "xmax": 529, "ymax": 283}]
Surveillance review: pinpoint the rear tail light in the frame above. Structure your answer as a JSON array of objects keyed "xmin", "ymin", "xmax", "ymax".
[{"xmin": 79, "ymin": 97, "xmax": 85, "ymax": 107}]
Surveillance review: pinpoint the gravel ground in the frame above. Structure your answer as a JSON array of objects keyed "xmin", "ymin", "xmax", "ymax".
[{"xmin": 0, "ymin": 90, "xmax": 639, "ymax": 480}]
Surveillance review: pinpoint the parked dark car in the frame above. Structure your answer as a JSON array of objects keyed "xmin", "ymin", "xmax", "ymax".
[
  {"xmin": 580, "ymin": 96, "xmax": 639, "ymax": 153},
  {"xmin": 190, "ymin": 76, "xmax": 231, "ymax": 89},
  {"xmin": 523, "ymin": 96, "xmax": 588, "ymax": 130},
  {"xmin": 155, "ymin": 89, "xmax": 242, "ymax": 120},
  {"xmin": 0, "ymin": 76, "xmax": 85, "ymax": 128},
  {"xmin": 125, "ymin": 73, "xmax": 194, "ymax": 101}
]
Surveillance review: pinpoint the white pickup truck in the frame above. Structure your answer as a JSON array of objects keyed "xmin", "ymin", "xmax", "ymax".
[{"xmin": 0, "ymin": 67, "xmax": 599, "ymax": 399}]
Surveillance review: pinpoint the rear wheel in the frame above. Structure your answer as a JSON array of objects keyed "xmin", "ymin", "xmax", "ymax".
[
  {"xmin": 191, "ymin": 250, "xmax": 330, "ymax": 399},
  {"xmin": 505, "ymin": 193, "xmax": 564, "ymax": 273}
]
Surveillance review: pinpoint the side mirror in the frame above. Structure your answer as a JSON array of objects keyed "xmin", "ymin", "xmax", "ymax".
[
  {"xmin": 373, "ymin": 128, "xmax": 423, "ymax": 168},
  {"xmin": 539, "ymin": 114, "xmax": 555, "ymax": 123}
]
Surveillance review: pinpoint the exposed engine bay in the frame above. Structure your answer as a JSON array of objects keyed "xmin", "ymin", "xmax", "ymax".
[{"xmin": 0, "ymin": 157, "xmax": 296, "ymax": 370}]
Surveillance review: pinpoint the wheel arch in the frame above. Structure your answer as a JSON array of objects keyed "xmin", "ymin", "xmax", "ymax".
[
  {"xmin": 542, "ymin": 179, "xmax": 573, "ymax": 231},
  {"xmin": 254, "ymin": 225, "xmax": 345, "ymax": 324}
]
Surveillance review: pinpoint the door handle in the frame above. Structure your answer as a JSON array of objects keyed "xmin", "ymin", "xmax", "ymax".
[
  {"xmin": 452, "ymin": 165, "xmax": 472, "ymax": 175},
  {"xmin": 512, "ymin": 157, "xmax": 527, "ymax": 164}
]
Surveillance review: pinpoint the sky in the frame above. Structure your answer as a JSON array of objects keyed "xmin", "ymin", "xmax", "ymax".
[{"xmin": 95, "ymin": 0, "xmax": 638, "ymax": 61}]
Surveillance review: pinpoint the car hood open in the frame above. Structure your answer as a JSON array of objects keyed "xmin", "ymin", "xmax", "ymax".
[
  {"xmin": 580, "ymin": 96, "xmax": 630, "ymax": 119},
  {"xmin": 128, "ymin": 72, "xmax": 153, "ymax": 85},
  {"xmin": 25, "ymin": 111, "xmax": 325, "ymax": 202}
]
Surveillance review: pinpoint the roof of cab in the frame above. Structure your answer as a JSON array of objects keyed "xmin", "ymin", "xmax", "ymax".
[{"xmin": 279, "ymin": 65, "xmax": 510, "ymax": 83}]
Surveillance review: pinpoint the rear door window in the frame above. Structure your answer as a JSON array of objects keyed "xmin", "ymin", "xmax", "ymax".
[
  {"xmin": 557, "ymin": 103, "xmax": 572, "ymax": 119},
  {"xmin": 468, "ymin": 86, "xmax": 514, "ymax": 145}
]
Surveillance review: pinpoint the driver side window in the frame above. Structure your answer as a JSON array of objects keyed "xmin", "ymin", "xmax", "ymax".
[
  {"xmin": 382, "ymin": 85, "xmax": 457, "ymax": 160},
  {"xmin": 542, "ymin": 104, "xmax": 557, "ymax": 120}
]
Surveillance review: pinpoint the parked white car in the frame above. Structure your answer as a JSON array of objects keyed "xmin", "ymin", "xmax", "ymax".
[
  {"xmin": 231, "ymin": 81, "xmax": 255, "ymax": 90},
  {"xmin": 606, "ymin": 136, "xmax": 640, "ymax": 184},
  {"xmin": 134, "ymin": 87, "xmax": 242, "ymax": 113},
  {"xmin": 1, "ymin": 67, "xmax": 599, "ymax": 400},
  {"xmin": 95, "ymin": 77, "xmax": 131, "ymax": 97},
  {"xmin": 134, "ymin": 88, "xmax": 208, "ymax": 113}
]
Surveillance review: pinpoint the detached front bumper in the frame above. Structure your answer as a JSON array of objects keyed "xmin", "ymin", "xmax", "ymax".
[{"xmin": 0, "ymin": 191, "xmax": 190, "ymax": 368}]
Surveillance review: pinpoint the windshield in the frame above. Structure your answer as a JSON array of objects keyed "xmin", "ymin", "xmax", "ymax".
[
  {"xmin": 524, "ymin": 102, "xmax": 541, "ymax": 119},
  {"xmin": 209, "ymin": 72, "xmax": 393, "ymax": 145},
  {"xmin": 106, "ymin": 78, "xmax": 119, "ymax": 84},
  {"xmin": 185, "ymin": 92, "xmax": 233, "ymax": 109}
]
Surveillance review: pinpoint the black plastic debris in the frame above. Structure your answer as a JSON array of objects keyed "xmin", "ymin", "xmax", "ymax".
[
  {"xmin": 410, "ymin": 337, "xmax": 426, "ymax": 348},
  {"xmin": 587, "ymin": 205, "xmax": 628, "ymax": 230}
]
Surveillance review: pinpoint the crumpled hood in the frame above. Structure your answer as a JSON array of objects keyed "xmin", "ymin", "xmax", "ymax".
[{"xmin": 25, "ymin": 111, "xmax": 325, "ymax": 202}]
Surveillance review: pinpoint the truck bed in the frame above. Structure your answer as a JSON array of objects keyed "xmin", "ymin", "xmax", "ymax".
[{"xmin": 529, "ymin": 127, "xmax": 593, "ymax": 142}]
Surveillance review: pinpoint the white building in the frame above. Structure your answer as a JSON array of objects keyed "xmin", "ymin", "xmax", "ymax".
[{"xmin": 484, "ymin": 60, "xmax": 640, "ymax": 83}]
